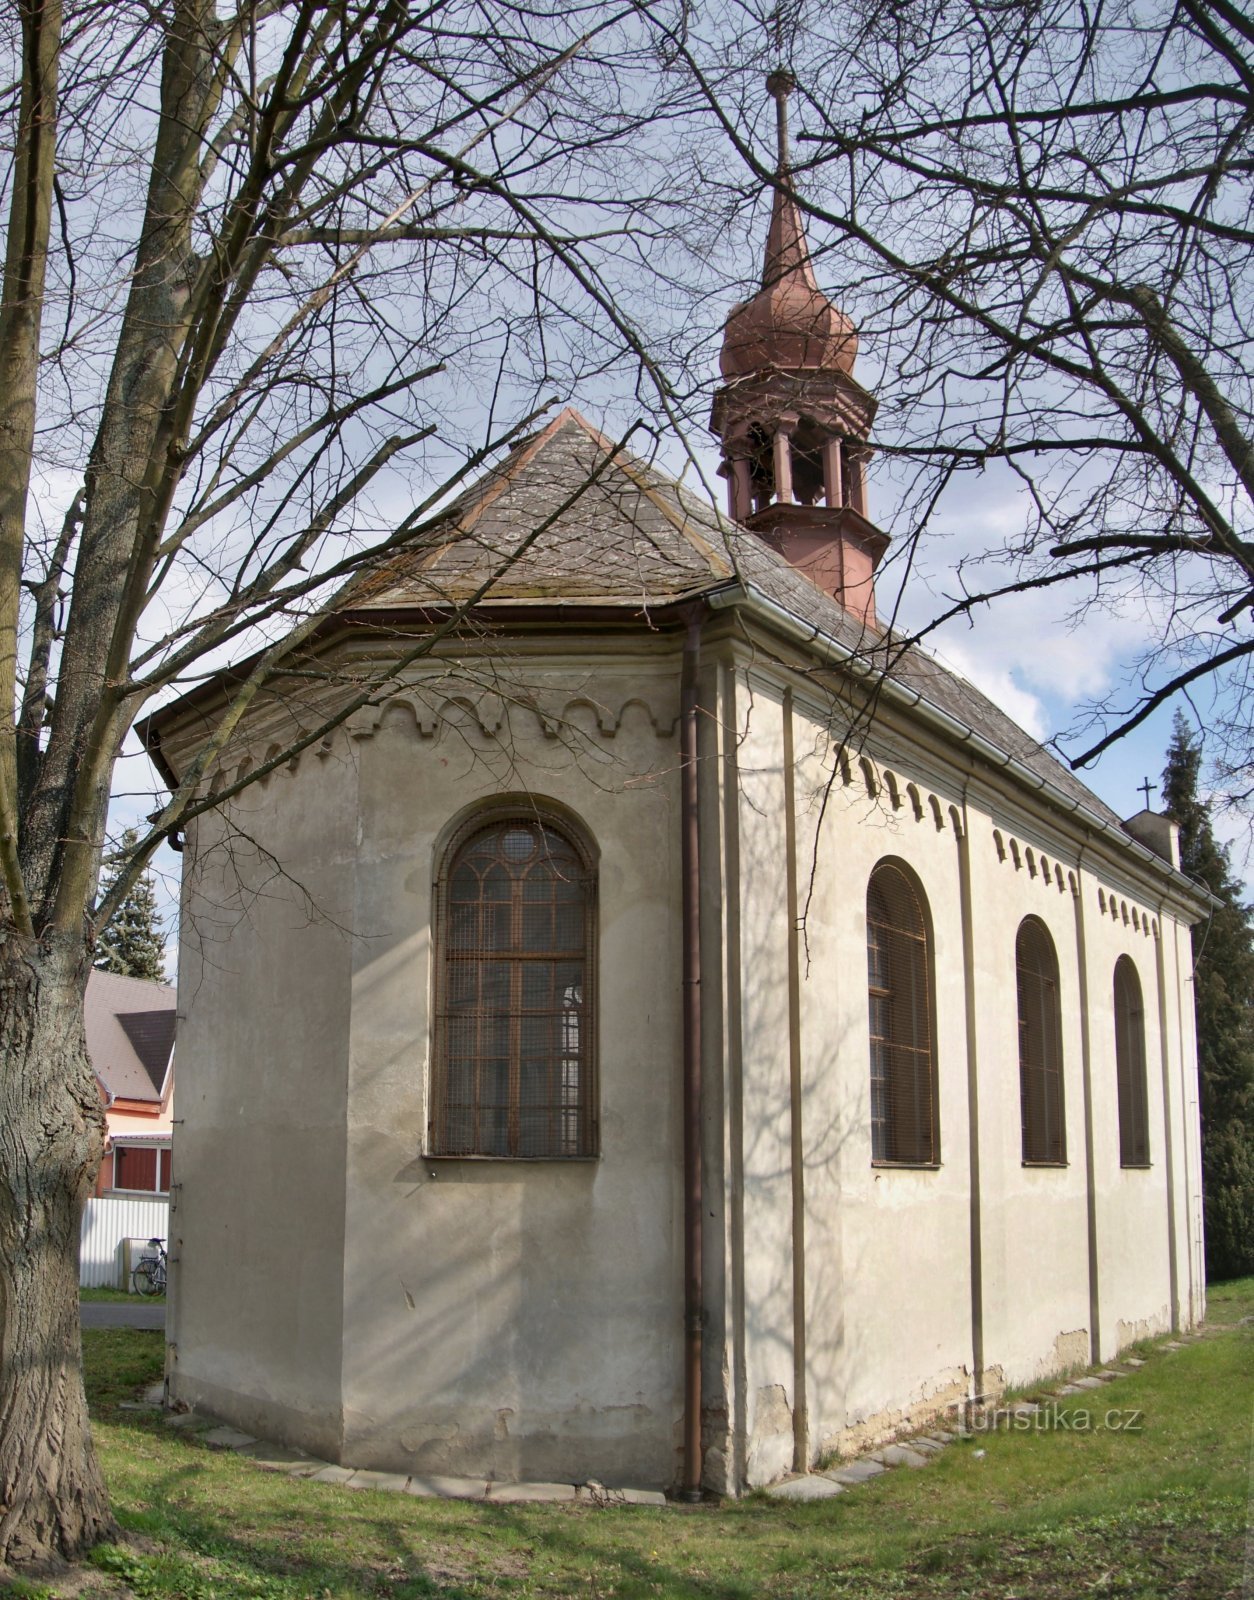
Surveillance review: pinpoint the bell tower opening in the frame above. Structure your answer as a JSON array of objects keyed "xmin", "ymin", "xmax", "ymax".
[{"xmin": 710, "ymin": 72, "xmax": 887, "ymax": 629}]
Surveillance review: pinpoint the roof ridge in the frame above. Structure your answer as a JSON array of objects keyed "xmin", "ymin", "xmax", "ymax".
[
  {"xmin": 411, "ymin": 407, "xmax": 585, "ymax": 573},
  {"xmin": 522, "ymin": 409, "xmax": 734, "ymax": 582}
]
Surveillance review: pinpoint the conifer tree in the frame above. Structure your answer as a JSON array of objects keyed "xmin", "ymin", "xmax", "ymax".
[
  {"xmin": 1161, "ymin": 713, "xmax": 1254, "ymax": 1282},
  {"xmin": 93, "ymin": 829, "xmax": 167, "ymax": 984}
]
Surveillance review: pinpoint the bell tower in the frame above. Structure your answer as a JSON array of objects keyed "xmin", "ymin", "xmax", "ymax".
[{"xmin": 711, "ymin": 72, "xmax": 887, "ymax": 629}]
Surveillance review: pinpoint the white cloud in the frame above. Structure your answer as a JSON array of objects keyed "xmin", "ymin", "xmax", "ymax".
[{"xmin": 924, "ymin": 637, "xmax": 1050, "ymax": 741}]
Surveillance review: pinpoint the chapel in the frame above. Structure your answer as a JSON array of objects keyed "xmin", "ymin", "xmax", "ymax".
[{"xmin": 149, "ymin": 76, "xmax": 1207, "ymax": 1496}]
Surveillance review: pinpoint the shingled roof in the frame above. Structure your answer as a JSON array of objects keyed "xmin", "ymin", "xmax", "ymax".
[
  {"xmin": 86, "ymin": 969, "xmax": 177, "ymax": 1103},
  {"xmin": 345, "ymin": 408, "xmax": 1124, "ymax": 830},
  {"xmin": 348, "ymin": 408, "xmax": 732, "ymax": 610}
]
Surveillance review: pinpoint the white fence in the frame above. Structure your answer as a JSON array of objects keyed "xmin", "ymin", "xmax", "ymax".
[{"xmin": 79, "ymin": 1195, "xmax": 170, "ymax": 1289}]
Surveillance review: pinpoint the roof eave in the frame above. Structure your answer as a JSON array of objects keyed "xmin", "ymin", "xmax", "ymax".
[{"xmin": 708, "ymin": 581, "xmax": 1215, "ymax": 918}]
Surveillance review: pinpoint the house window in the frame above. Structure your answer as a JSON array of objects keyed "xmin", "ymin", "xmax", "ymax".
[
  {"xmin": 431, "ymin": 809, "xmax": 597, "ymax": 1158},
  {"xmin": 1016, "ymin": 917, "xmax": 1066, "ymax": 1164},
  {"xmin": 113, "ymin": 1144, "xmax": 172, "ymax": 1194},
  {"xmin": 867, "ymin": 860, "xmax": 938, "ymax": 1164},
  {"xmin": 1113, "ymin": 955, "xmax": 1150, "ymax": 1166}
]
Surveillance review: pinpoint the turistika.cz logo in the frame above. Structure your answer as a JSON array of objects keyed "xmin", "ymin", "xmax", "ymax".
[{"xmin": 970, "ymin": 1402, "xmax": 1144, "ymax": 1433}]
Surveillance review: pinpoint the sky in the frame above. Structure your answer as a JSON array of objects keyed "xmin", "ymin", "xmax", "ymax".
[
  {"xmin": 109, "ymin": 405, "xmax": 1246, "ymax": 987},
  {"xmin": 85, "ymin": 45, "xmax": 1251, "ymax": 975}
]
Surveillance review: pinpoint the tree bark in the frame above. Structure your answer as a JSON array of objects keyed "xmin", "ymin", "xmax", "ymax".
[{"xmin": 0, "ymin": 933, "xmax": 114, "ymax": 1568}]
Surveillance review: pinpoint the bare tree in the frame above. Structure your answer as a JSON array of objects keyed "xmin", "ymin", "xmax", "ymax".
[
  {"xmin": 0, "ymin": 0, "xmax": 711, "ymax": 1566},
  {"xmin": 677, "ymin": 0, "xmax": 1253, "ymax": 793}
]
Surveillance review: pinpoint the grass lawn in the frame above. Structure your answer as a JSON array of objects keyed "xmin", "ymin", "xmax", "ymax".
[{"xmin": 6, "ymin": 1281, "xmax": 1250, "ymax": 1599}]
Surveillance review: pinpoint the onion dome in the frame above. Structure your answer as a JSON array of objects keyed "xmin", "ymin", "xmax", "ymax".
[
  {"xmin": 720, "ymin": 186, "xmax": 858, "ymax": 379},
  {"xmin": 719, "ymin": 73, "xmax": 858, "ymax": 380}
]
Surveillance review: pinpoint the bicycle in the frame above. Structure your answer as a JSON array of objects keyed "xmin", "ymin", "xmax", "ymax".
[{"xmin": 131, "ymin": 1238, "xmax": 168, "ymax": 1297}]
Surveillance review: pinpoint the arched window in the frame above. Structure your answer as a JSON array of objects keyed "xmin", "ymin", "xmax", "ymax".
[
  {"xmin": 1016, "ymin": 918, "xmax": 1066, "ymax": 1164},
  {"xmin": 867, "ymin": 861, "xmax": 938, "ymax": 1164},
  {"xmin": 432, "ymin": 809, "xmax": 597, "ymax": 1158},
  {"xmin": 1113, "ymin": 955, "xmax": 1150, "ymax": 1166}
]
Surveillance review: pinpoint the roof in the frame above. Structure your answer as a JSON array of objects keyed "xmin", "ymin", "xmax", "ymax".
[
  {"xmin": 347, "ymin": 408, "xmax": 733, "ymax": 611},
  {"xmin": 85, "ymin": 969, "xmax": 177, "ymax": 1103},
  {"xmin": 343, "ymin": 407, "xmax": 1125, "ymax": 830}
]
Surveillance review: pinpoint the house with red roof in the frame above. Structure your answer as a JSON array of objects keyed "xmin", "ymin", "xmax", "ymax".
[{"xmin": 86, "ymin": 968, "xmax": 177, "ymax": 1198}]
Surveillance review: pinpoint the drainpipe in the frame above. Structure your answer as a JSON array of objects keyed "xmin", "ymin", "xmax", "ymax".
[{"xmin": 681, "ymin": 606, "xmax": 704, "ymax": 1503}]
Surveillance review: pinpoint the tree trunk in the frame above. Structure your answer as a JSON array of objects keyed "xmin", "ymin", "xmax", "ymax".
[{"xmin": 0, "ymin": 932, "xmax": 115, "ymax": 1568}]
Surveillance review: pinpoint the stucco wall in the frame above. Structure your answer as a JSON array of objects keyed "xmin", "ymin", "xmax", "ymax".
[
  {"xmin": 793, "ymin": 695, "xmax": 974, "ymax": 1458},
  {"xmin": 707, "ymin": 637, "xmax": 1204, "ymax": 1478},
  {"xmin": 168, "ymin": 650, "xmax": 689, "ymax": 1486},
  {"xmin": 1084, "ymin": 891, "xmax": 1179, "ymax": 1354},
  {"xmin": 163, "ymin": 619, "xmax": 1205, "ymax": 1493},
  {"xmin": 336, "ymin": 668, "xmax": 686, "ymax": 1486},
  {"xmin": 167, "ymin": 748, "xmax": 357, "ymax": 1457}
]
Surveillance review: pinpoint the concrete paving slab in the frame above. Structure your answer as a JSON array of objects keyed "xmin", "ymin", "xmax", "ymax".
[
  {"xmin": 308, "ymin": 1464, "xmax": 357, "ymax": 1485},
  {"xmin": 879, "ymin": 1445, "xmax": 930, "ymax": 1469},
  {"xmin": 238, "ymin": 1443, "xmax": 315, "ymax": 1469},
  {"xmin": 341, "ymin": 1470, "xmax": 411, "ymax": 1494},
  {"xmin": 1056, "ymin": 1384, "xmax": 1084, "ymax": 1396},
  {"xmin": 405, "ymin": 1475, "xmax": 490, "ymax": 1501},
  {"xmin": 118, "ymin": 1400, "xmax": 161, "ymax": 1412},
  {"xmin": 1073, "ymin": 1376, "xmax": 1104, "ymax": 1390},
  {"xmin": 764, "ymin": 1475, "xmax": 845, "ymax": 1501},
  {"xmin": 142, "ymin": 1383, "xmax": 165, "ymax": 1404},
  {"xmin": 286, "ymin": 1459, "xmax": 333, "ymax": 1479},
  {"xmin": 486, "ymin": 1481, "xmax": 578, "ymax": 1504},
  {"xmin": 1123, "ymin": 1357, "xmax": 1146, "ymax": 1367},
  {"xmin": 201, "ymin": 1426, "xmax": 258, "ymax": 1450},
  {"xmin": 825, "ymin": 1458, "xmax": 886, "ymax": 1485},
  {"xmin": 578, "ymin": 1482, "xmax": 667, "ymax": 1507},
  {"xmin": 926, "ymin": 1431, "xmax": 956, "ymax": 1444},
  {"xmin": 164, "ymin": 1412, "xmax": 214, "ymax": 1431},
  {"xmin": 910, "ymin": 1437, "xmax": 944, "ymax": 1452}
]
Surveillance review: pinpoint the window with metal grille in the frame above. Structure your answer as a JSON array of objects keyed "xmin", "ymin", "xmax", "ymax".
[
  {"xmin": 867, "ymin": 861, "xmax": 938, "ymax": 1164},
  {"xmin": 431, "ymin": 809, "xmax": 597, "ymax": 1158},
  {"xmin": 1016, "ymin": 917, "xmax": 1066, "ymax": 1164},
  {"xmin": 1113, "ymin": 955, "xmax": 1150, "ymax": 1167}
]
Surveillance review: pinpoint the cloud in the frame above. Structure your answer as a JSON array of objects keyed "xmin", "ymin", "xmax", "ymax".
[{"xmin": 923, "ymin": 637, "xmax": 1050, "ymax": 741}]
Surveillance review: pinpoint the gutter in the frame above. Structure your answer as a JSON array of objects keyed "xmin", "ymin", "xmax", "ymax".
[
  {"xmin": 680, "ymin": 605, "xmax": 705, "ymax": 1503},
  {"xmin": 706, "ymin": 581, "xmax": 1212, "ymax": 914}
]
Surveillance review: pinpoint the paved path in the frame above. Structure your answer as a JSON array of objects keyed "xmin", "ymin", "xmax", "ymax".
[{"xmin": 80, "ymin": 1299, "xmax": 166, "ymax": 1331}]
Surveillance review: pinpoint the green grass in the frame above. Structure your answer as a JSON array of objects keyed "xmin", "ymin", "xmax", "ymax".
[{"xmin": 15, "ymin": 1281, "xmax": 1252, "ymax": 1598}]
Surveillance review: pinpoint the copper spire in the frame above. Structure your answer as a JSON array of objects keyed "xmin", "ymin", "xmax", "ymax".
[
  {"xmin": 710, "ymin": 71, "xmax": 884, "ymax": 628},
  {"xmin": 761, "ymin": 70, "xmax": 819, "ymax": 293},
  {"xmin": 719, "ymin": 73, "xmax": 857, "ymax": 380}
]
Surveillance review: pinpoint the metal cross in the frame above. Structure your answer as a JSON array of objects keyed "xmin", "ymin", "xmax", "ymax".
[{"xmin": 1138, "ymin": 776, "xmax": 1156, "ymax": 809}]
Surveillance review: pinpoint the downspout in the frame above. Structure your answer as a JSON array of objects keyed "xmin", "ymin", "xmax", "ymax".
[{"xmin": 681, "ymin": 605, "xmax": 705, "ymax": 1503}]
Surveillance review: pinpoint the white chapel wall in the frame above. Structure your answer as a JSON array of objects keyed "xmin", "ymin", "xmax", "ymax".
[
  {"xmin": 336, "ymin": 657, "xmax": 688, "ymax": 1486},
  {"xmin": 713, "ymin": 637, "xmax": 1203, "ymax": 1478},
  {"xmin": 168, "ymin": 739, "xmax": 359, "ymax": 1457},
  {"xmin": 162, "ymin": 619, "xmax": 1204, "ymax": 1493}
]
